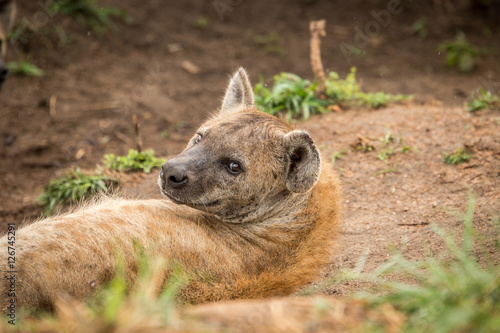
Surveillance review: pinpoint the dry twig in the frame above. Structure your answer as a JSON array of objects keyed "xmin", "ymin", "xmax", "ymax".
[
  {"xmin": 310, "ymin": 19, "xmax": 327, "ymax": 95},
  {"xmin": 133, "ymin": 115, "xmax": 143, "ymax": 153}
]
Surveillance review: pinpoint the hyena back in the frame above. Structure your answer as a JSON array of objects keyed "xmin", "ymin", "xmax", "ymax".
[
  {"xmin": 0, "ymin": 68, "xmax": 341, "ymax": 310},
  {"xmin": 0, "ymin": 0, "xmax": 15, "ymax": 87}
]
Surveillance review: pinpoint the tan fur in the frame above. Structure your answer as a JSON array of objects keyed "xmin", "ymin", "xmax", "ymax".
[{"xmin": 0, "ymin": 68, "xmax": 341, "ymax": 311}]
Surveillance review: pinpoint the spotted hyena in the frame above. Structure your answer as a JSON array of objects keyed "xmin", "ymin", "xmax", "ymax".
[{"xmin": 0, "ymin": 68, "xmax": 341, "ymax": 311}]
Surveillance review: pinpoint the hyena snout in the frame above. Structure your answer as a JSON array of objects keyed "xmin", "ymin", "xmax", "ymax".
[{"xmin": 161, "ymin": 162, "xmax": 188, "ymax": 189}]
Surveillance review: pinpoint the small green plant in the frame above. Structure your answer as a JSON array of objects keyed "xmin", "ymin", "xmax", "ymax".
[
  {"xmin": 51, "ymin": 0, "xmax": 132, "ymax": 33},
  {"xmin": 377, "ymin": 132, "xmax": 397, "ymax": 161},
  {"xmin": 38, "ymin": 168, "xmax": 118, "ymax": 215},
  {"xmin": 411, "ymin": 17, "xmax": 428, "ymax": 38},
  {"xmin": 324, "ymin": 68, "xmax": 359, "ymax": 103},
  {"xmin": 253, "ymin": 32, "xmax": 284, "ymax": 55},
  {"xmin": 376, "ymin": 132, "xmax": 418, "ymax": 161},
  {"xmin": 468, "ymin": 88, "xmax": 500, "ymax": 112},
  {"xmin": 254, "ymin": 73, "xmax": 329, "ymax": 120},
  {"xmin": 374, "ymin": 161, "xmax": 399, "ymax": 176},
  {"xmin": 401, "ymin": 145, "xmax": 418, "ymax": 153},
  {"xmin": 439, "ymin": 32, "xmax": 480, "ymax": 72},
  {"xmin": 325, "ymin": 68, "xmax": 412, "ymax": 108},
  {"xmin": 443, "ymin": 147, "xmax": 471, "ymax": 165},
  {"xmin": 7, "ymin": 60, "xmax": 44, "ymax": 77},
  {"xmin": 331, "ymin": 149, "xmax": 350, "ymax": 164},
  {"xmin": 255, "ymin": 68, "xmax": 412, "ymax": 119},
  {"xmin": 104, "ymin": 149, "xmax": 166, "ymax": 173}
]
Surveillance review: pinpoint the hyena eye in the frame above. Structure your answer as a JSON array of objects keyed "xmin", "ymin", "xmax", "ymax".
[
  {"xmin": 195, "ymin": 134, "xmax": 202, "ymax": 144},
  {"xmin": 228, "ymin": 162, "xmax": 242, "ymax": 174}
]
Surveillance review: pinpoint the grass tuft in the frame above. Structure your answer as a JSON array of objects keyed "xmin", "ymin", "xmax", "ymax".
[
  {"xmin": 443, "ymin": 147, "xmax": 471, "ymax": 165},
  {"xmin": 468, "ymin": 88, "xmax": 500, "ymax": 112},
  {"xmin": 368, "ymin": 195, "xmax": 500, "ymax": 332},
  {"xmin": 439, "ymin": 32, "xmax": 480, "ymax": 72},
  {"xmin": 254, "ymin": 72, "xmax": 328, "ymax": 120},
  {"xmin": 104, "ymin": 149, "xmax": 166, "ymax": 173},
  {"xmin": 255, "ymin": 67, "xmax": 412, "ymax": 119},
  {"xmin": 7, "ymin": 60, "xmax": 44, "ymax": 77},
  {"xmin": 13, "ymin": 249, "xmax": 189, "ymax": 331},
  {"xmin": 51, "ymin": 0, "xmax": 132, "ymax": 33},
  {"xmin": 37, "ymin": 168, "xmax": 118, "ymax": 215}
]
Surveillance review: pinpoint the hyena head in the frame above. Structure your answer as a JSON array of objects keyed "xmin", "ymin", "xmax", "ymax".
[
  {"xmin": 159, "ymin": 68, "xmax": 321, "ymax": 223},
  {"xmin": 0, "ymin": 0, "xmax": 16, "ymax": 88}
]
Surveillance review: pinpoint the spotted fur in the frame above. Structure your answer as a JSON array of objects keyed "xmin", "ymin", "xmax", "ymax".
[{"xmin": 0, "ymin": 68, "xmax": 341, "ymax": 310}]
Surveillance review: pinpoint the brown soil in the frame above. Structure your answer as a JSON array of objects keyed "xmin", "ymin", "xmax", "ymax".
[{"xmin": 1, "ymin": 0, "xmax": 499, "ymax": 314}]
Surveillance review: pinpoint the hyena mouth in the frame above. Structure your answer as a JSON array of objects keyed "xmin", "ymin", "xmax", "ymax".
[{"xmin": 160, "ymin": 189, "xmax": 221, "ymax": 208}]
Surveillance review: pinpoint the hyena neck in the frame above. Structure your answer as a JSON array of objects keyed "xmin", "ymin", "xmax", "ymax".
[
  {"xmin": 218, "ymin": 190, "xmax": 312, "ymax": 225},
  {"xmin": 223, "ymin": 191, "xmax": 317, "ymax": 248}
]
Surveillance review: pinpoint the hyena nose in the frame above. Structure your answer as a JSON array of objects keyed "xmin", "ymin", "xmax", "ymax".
[{"xmin": 161, "ymin": 162, "xmax": 188, "ymax": 189}]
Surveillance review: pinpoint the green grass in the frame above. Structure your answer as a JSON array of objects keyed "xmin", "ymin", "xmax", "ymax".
[
  {"xmin": 104, "ymin": 149, "xmax": 166, "ymax": 173},
  {"xmin": 12, "ymin": 248, "xmax": 189, "ymax": 331},
  {"xmin": 7, "ymin": 60, "xmax": 44, "ymax": 77},
  {"xmin": 254, "ymin": 72, "xmax": 329, "ymax": 120},
  {"xmin": 468, "ymin": 88, "xmax": 500, "ymax": 112},
  {"xmin": 376, "ymin": 132, "xmax": 418, "ymax": 161},
  {"xmin": 367, "ymin": 195, "xmax": 500, "ymax": 332},
  {"xmin": 439, "ymin": 32, "xmax": 480, "ymax": 72},
  {"xmin": 51, "ymin": 0, "xmax": 132, "ymax": 33},
  {"xmin": 86, "ymin": 247, "xmax": 189, "ymax": 329},
  {"xmin": 254, "ymin": 68, "xmax": 413, "ymax": 119},
  {"xmin": 443, "ymin": 147, "xmax": 471, "ymax": 165},
  {"xmin": 331, "ymin": 149, "xmax": 349, "ymax": 164},
  {"xmin": 374, "ymin": 161, "xmax": 399, "ymax": 176},
  {"xmin": 37, "ymin": 168, "xmax": 118, "ymax": 215},
  {"xmin": 325, "ymin": 67, "xmax": 412, "ymax": 109}
]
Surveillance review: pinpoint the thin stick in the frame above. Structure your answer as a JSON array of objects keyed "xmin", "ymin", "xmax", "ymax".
[
  {"xmin": 49, "ymin": 95, "xmax": 57, "ymax": 118},
  {"xmin": 133, "ymin": 115, "xmax": 143, "ymax": 153},
  {"xmin": 310, "ymin": 19, "xmax": 327, "ymax": 95}
]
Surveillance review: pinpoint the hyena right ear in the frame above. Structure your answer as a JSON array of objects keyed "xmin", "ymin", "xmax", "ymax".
[
  {"xmin": 220, "ymin": 67, "xmax": 255, "ymax": 116},
  {"xmin": 283, "ymin": 130, "xmax": 321, "ymax": 193}
]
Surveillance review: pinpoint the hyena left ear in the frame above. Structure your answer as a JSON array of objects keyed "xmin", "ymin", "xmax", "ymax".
[
  {"xmin": 283, "ymin": 130, "xmax": 321, "ymax": 193},
  {"xmin": 220, "ymin": 67, "xmax": 255, "ymax": 116}
]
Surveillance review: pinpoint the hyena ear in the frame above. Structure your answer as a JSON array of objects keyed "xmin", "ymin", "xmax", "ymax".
[
  {"xmin": 220, "ymin": 67, "xmax": 255, "ymax": 115},
  {"xmin": 283, "ymin": 130, "xmax": 321, "ymax": 193}
]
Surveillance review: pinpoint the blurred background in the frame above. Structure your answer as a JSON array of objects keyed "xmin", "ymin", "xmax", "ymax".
[{"xmin": 0, "ymin": 0, "xmax": 499, "ymax": 226}]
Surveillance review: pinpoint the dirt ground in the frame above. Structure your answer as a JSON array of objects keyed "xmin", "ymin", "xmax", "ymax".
[{"xmin": 1, "ymin": 0, "xmax": 499, "ymax": 305}]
